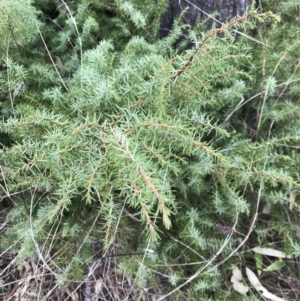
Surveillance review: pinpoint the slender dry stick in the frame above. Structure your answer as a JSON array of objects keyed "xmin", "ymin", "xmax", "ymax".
[
  {"xmin": 205, "ymin": 184, "xmax": 261, "ymax": 273},
  {"xmin": 38, "ymin": 30, "xmax": 68, "ymax": 91},
  {"xmin": 255, "ymin": 24, "xmax": 268, "ymax": 141},
  {"xmin": 156, "ymin": 226, "xmax": 237, "ymax": 300},
  {"xmin": 268, "ymin": 58, "xmax": 300, "ymax": 138},
  {"xmin": 0, "ymin": 166, "xmax": 10, "ymax": 197},
  {"xmin": 61, "ymin": 0, "xmax": 83, "ymax": 95},
  {"xmin": 5, "ymin": 30, "xmax": 15, "ymax": 114},
  {"xmin": 186, "ymin": 0, "xmax": 265, "ymax": 45},
  {"xmin": 173, "ymin": 12, "xmax": 270, "ymax": 80},
  {"xmin": 157, "ymin": 183, "xmax": 261, "ymax": 300},
  {"xmin": 224, "ymin": 78, "xmax": 300, "ymax": 124}
]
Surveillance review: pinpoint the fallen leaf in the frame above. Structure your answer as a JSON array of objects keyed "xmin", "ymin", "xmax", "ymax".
[
  {"xmin": 231, "ymin": 266, "xmax": 249, "ymax": 295},
  {"xmin": 94, "ymin": 279, "xmax": 103, "ymax": 295},
  {"xmin": 262, "ymin": 203, "xmax": 272, "ymax": 214},
  {"xmin": 263, "ymin": 260, "xmax": 286, "ymax": 272},
  {"xmin": 246, "ymin": 267, "xmax": 287, "ymax": 301},
  {"xmin": 289, "ymin": 192, "xmax": 296, "ymax": 211},
  {"xmin": 252, "ymin": 247, "xmax": 291, "ymax": 258},
  {"xmin": 255, "ymin": 252, "xmax": 263, "ymax": 276}
]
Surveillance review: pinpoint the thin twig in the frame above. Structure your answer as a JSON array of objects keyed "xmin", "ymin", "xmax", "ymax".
[{"xmin": 173, "ymin": 12, "xmax": 270, "ymax": 80}]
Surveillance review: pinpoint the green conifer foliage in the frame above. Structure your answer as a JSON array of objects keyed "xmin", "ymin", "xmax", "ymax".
[{"xmin": 0, "ymin": 0, "xmax": 300, "ymax": 300}]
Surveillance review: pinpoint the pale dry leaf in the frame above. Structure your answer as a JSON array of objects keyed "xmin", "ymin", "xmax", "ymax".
[
  {"xmin": 262, "ymin": 290, "xmax": 288, "ymax": 301},
  {"xmin": 54, "ymin": 55, "xmax": 63, "ymax": 66},
  {"xmin": 17, "ymin": 280, "xmax": 29, "ymax": 299},
  {"xmin": 246, "ymin": 267, "xmax": 287, "ymax": 301},
  {"xmin": 252, "ymin": 247, "xmax": 291, "ymax": 258},
  {"xmin": 289, "ymin": 192, "xmax": 296, "ymax": 211},
  {"xmin": 151, "ymin": 294, "xmax": 167, "ymax": 301},
  {"xmin": 30, "ymin": 260, "xmax": 38, "ymax": 273},
  {"xmin": 262, "ymin": 203, "xmax": 272, "ymax": 214},
  {"xmin": 0, "ymin": 221, "xmax": 7, "ymax": 231},
  {"xmin": 232, "ymin": 280, "xmax": 249, "ymax": 295},
  {"xmin": 23, "ymin": 260, "xmax": 31, "ymax": 273},
  {"xmin": 143, "ymin": 248, "xmax": 154, "ymax": 253},
  {"xmin": 13, "ymin": 81, "xmax": 25, "ymax": 100},
  {"xmin": 231, "ymin": 266, "xmax": 243, "ymax": 282},
  {"xmin": 245, "ymin": 267, "xmax": 261, "ymax": 288},
  {"xmin": 231, "ymin": 266, "xmax": 249, "ymax": 295},
  {"xmin": 94, "ymin": 279, "xmax": 103, "ymax": 295},
  {"xmin": 293, "ymin": 224, "xmax": 300, "ymax": 238}
]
